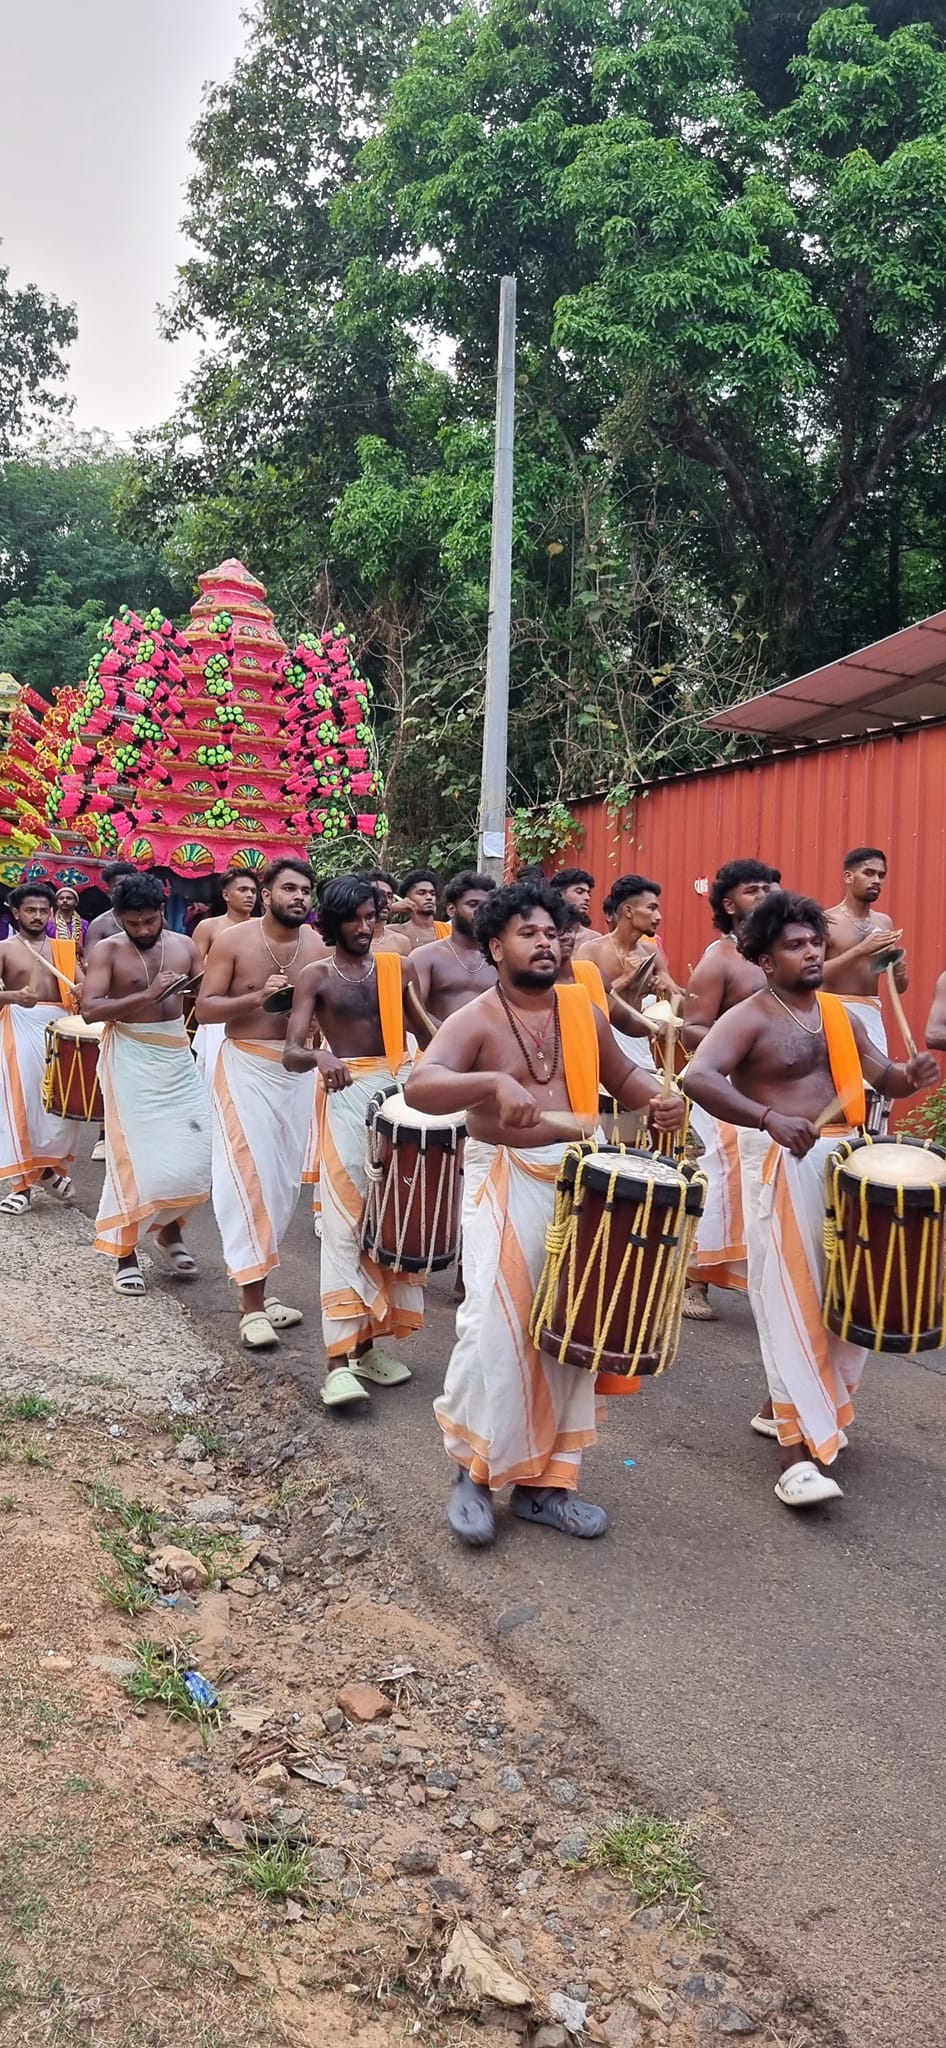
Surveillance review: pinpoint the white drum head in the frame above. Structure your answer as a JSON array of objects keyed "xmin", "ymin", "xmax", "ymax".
[
  {"xmin": 842, "ymin": 1142, "xmax": 946, "ymax": 1189},
  {"xmin": 51, "ymin": 1016, "xmax": 104, "ymax": 1041},
  {"xmin": 377, "ymin": 1090, "xmax": 465, "ymax": 1134},
  {"xmin": 585, "ymin": 1148, "xmax": 684, "ymax": 1189}
]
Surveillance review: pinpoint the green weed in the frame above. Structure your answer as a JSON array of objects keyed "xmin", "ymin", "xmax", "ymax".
[{"xmin": 582, "ymin": 1812, "xmax": 707, "ymax": 1922}]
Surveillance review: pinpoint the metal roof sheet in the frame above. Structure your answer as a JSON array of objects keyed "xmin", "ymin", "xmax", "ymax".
[{"xmin": 706, "ymin": 610, "xmax": 946, "ymax": 742}]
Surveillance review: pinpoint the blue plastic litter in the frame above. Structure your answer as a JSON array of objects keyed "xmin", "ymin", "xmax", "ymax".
[
  {"xmin": 623, "ymin": 1459, "xmax": 636, "ymax": 1469},
  {"xmin": 184, "ymin": 1670, "xmax": 218, "ymax": 1709}
]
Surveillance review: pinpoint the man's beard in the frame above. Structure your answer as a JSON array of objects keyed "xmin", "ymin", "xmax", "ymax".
[
  {"xmin": 131, "ymin": 932, "xmax": 162, "ymax": 952},
  {"xmin": 269, "ymin": 904, "xmax": 308, "ymax": 928},
  {"xmin": 509, "ymin": 964, "xmax": 557, "ymax": 990},
  {"xmin": 452, "ymin": 912, "xmax": 476, "ymax": 940}
]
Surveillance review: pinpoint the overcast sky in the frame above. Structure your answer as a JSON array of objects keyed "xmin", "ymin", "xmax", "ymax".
[{"xmin": 1, "ymin": 0, "xmax": 248, "ymax": 441}]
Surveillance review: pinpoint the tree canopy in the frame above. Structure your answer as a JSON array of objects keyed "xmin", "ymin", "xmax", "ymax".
[
  {"xmin": 0, "ymin": 435, "xmax": 190, "ymax": 697},
  {"xmin": 117, "ymin": 0, "xmax": 946, "ymax": 862},
  {"xmin": 0, "ymin": 244, "xmax": 75, "ymax": 456}
]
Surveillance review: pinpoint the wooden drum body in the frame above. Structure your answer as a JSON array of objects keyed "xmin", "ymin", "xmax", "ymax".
[
  {"xmin": 42, "ymin": 1017, "xmax": 104, "ymax": 1122},
  {"xmin": 530, "ymin": 1144, "xmax": 706, "ymax": 1385},
  {"xmin": 362, "ymin": 1087, "xmax": 465, "ymax": 1274},
  {"xmin": 823, "ymin": 1136, "xmax": 946, "ymax": 1353}
]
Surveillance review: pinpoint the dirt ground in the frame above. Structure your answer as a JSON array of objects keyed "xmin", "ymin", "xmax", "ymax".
[{"xmin": 0, "ymin": 1202, "xmax": 837, "ymax": 2048}]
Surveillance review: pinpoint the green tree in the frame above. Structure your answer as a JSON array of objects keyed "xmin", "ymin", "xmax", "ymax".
[
  {"xmin": 0, "ymin": 435, "xmax": 188, "ymax": 696},
  {"xmin": 0, "ymin": 245, "xmax": 76, "ymax": 453},
  {"xmin": 122, "ymin": 0, "xmax": 946, "ymax": 859}
]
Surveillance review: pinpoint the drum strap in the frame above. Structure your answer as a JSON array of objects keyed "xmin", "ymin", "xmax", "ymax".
[{"xmin": 555, "ymin": 984, "xmax": 600, "ymax": 1118}]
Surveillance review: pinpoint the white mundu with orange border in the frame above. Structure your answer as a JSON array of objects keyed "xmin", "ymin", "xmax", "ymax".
[
  {"xmin": 94, "ymin": 1019, "xmax": 212, "ymax": 1256},
  {"xmin": 739, "ymin": 1126, "xmax": 866, "ymax": 1466},
  {"xmin": 0, "ymin": 1002, "xmax": 75, "ymax": 1192},
  {"xmin": 319, "ymin": 1055, "xmax": 424, "ymax": 1358},
  {"xmin": 210, "ymin": 1037, "xmax": 313, "ymax": 1286}
]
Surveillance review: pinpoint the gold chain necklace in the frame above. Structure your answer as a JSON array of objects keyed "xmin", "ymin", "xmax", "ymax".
[
  {"xmin": 445, "ymin": 940, "xmax": 491, "ymax": 977},
  {"xmin": 331, "ymin": 954, "xmax": 376, "ymax": 985},
  {"xmin": 260, "ymin": 923, "xmax": 302, "ymax": 974},
  {"xmin": 767, "ymin": 986, "xmax": 823, "ymax": 1036}
]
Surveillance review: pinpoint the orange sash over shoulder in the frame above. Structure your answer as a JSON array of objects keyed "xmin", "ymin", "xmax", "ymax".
[
  {"xmin": 816, "ymin": 992, "xmax": 866, "ymax": 1128},
  {"xmin": 571, "ymin": 958, "xmax": 608, "ymax": 1016},
  {"xmin": 434, "ymin": 920, "xmax": 452, "ymax": 940},
  {"xmin": 554, "ymin": 984, "xmax": 600, "ymax": 1119},
  {"xmin": 374, "ymin": 950, "xmax": 406, "ymax": 1074},
  {"xmin": 49, "ymin": 938, "xmax": 78, "ymax": 1011}
]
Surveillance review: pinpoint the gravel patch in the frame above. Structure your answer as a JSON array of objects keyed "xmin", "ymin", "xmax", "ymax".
[{"xmin": 0, "ymin": 1201, "xmax": 215, "ymax": 1414}]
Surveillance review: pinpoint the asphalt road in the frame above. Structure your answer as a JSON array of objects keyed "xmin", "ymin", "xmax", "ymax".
[{"xmin": 68, "ymin": 1128, "xmax": 946, "ymax": 2048}]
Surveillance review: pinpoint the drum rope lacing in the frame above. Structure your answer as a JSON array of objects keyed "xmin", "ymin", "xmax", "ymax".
[
  {"xmin": 530, "ymin": 1143, "xmax": 706, "ymax": 1376},
  {"xmin": 823, "ymin": 1137, "xmax": 946, "ymax": 1353},
  {"xmin": 362, "ymin": 1095, "xmax": 461, "ymax": 1276}
]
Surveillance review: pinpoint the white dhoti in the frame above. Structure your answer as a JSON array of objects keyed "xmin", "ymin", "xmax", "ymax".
[
  {"xmin": 838, "ymin": 993, "xmax": 887, "ymax": 1054},
  {"xmin": 211, "ymin": 1038, "xmax": 313, "ymax": 1285},
  {"xmin": 739, "ymin": 1126, "xmax": 867, "ymax": 1464},
  {"xmin": 687, "ymin": 1099, "xmax": 747, "ymax": 1292},
  {"xmin": 613, "ymin": 1024, "xmax": 658, "ymax": 1077},
  {"xmin": 0, "ymin": 1002, "xmax": 75, "ymax": 1189},
  {"xmin": 319, "ymin": 1056, "xmax": 424, "ymax": 1358},
  {"xmin": 839, "ymin": 995, "xmax": 888, "ymax": 1133},
  {"xmin": 192, "ymin": 1020, "xmax": 225, "ymax": 1089},
  {"xmin": 94, "ymin": 1020, "xmax": 211, "ymax": 1255},
  {"xmin": 435, "ymin": 1141, "xmax": 598, "ymax": 1491}
]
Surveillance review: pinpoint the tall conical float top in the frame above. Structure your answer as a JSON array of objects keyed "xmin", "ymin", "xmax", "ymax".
[{"xmin": 119, "ymin": 559, "xmax": 299, "ymax": 879}]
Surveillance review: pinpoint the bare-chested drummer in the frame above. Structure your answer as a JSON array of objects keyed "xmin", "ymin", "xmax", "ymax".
[
  {"xmin": 685, "ymin": 889, "xmax": 937, "ymax": 1513},
  {"xmin": 190, "ymin": 869, "xmax": 259, "ymax": 1084},
  {"xmin": 576, "ymin": 872, "xmax": 680, "ymax": 1073},
  {"xmin": 81, "ymin": 872, "xmax": 212, "ymax": 1293},
  {"xmin": 680, "ymin": 858, "xmax": 780, "ymax": 1319},
  {"xmin": 393, "ymin": 868, "xmax": 450, "ymax": 951},
  {"xmin": 403, "ymin": 879, "xmax": 685, "ymax": 1548},
  {"xmin": 84, "ymin": 859, "xmax": 139, "ymax": 1160},
  {"xmin": 822, "ymin": 846, "xmax": 906, "ymax": 1045},
  {"xmin": 0, "ymin": 881, "xmax": 78, "ymax": 1216},
  {"xmin": 362, "ymin": 867, "xmax": 412, "ymax": 957},
  {"xmin": 409, "ymin": 871, "xmax": 497, "ymax": 1021},
  {"xmin": 284, "ymin": 874, "xmax": 433, "ymax": 1410},
  {"xmin": 195, "ymin": 857, "xmax": 326, "ymax": 1349}
]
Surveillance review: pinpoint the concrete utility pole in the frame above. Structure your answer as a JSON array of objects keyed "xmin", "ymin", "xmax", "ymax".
[{"xmin": 478, "ymin": 275, "xmax": 517, "ymax": 881}]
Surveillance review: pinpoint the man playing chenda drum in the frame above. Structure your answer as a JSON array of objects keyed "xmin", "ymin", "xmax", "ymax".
[
  {"xmin": 685, "ymin": 890, "xmax": 937, "ymax": 1512},
  {"xmin": 283, "ymin": 874, "xmax": 433, "ymax": 1412},
  {"xmin": 404, "ymin": 880, "xmax": 685, "ymax": 1548}
]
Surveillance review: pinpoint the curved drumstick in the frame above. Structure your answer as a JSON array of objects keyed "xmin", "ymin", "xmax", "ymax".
[{"xmin": 885, "ymin": 963, "xmax": 917, "ymax": 1059}]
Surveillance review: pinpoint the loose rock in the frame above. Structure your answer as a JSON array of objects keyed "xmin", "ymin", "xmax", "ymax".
[
  {"xmin": 397, "ymin": 1842, "xmax": 439, "ymax": 1875},
  {"xmin": 175, "ymin": 1433, "xmax": 202, "ymax": 1463},
  {"xmin": 555, "ymin": 1829, "xmax": 590, "ymax": 1866},
  {"xmin": 532, "ymin": 2028, "xmax": 568, "ymax": 2048},
  {"xmin": 254, "ymin": 1762, "xmax": 291, "ymax": 1793},
  {"xmin": 497, "ymin": 1765, "xmax": 524, "ymax": 1795},
  {"xmin": 548, "ymin": 1777, "xmax": 578, "ymax": 1808},
  {"xmin": 188, "ymin": 1494, "xmax": 238, "ymax": 1523},
  {"xmin": 602, "ymin": 2005, "xmax": 644, "ymax": 2048},
  {"xmin": 336, "ymin": 1681, "xmax": 392, "ymax": 1724},
  {"xmin": 471, "ymin": 1807, "xmax": 502, "ymax": 1835},
  {"xmin": 717, "ymin": 2009, "xmax": 759, "ymax": 2036}
]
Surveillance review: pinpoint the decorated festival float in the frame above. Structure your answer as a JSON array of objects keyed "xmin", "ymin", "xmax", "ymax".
[
  {"xmin": 0, "ymin": 675, "xmax": 69, "ymax": 888},
  {"xmin": 10, "ymin": 559, "xmax": 385, "ymax": 915}
]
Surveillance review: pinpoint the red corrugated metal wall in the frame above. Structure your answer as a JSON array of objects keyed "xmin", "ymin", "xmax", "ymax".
[{"xmin": 560, "ymin": 726, "xmax": 946, "ymax": 1040}]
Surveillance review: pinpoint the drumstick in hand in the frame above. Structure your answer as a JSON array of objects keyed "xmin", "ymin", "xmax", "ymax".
[
  {"xmin": 885, "ymin": 963, "xmax": 918, "ymax": 1059},
  {"xmin": 661, "ymin": 995, "xmax": 682, "ymax": 1099}
]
